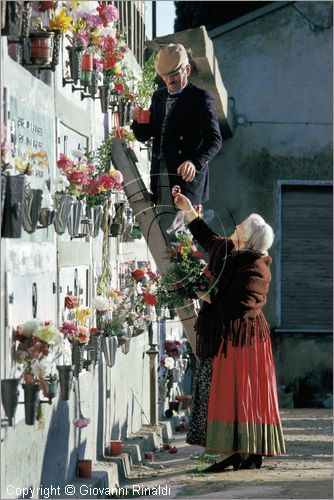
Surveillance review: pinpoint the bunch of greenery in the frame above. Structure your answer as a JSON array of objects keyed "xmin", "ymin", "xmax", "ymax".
[
  {"xmin": 135, "ymin": 54, "xmax": 158, "ymax": 109},
  {"xmin": 156, "ymin": 234, "xmax": 210, "ymax": 310}
]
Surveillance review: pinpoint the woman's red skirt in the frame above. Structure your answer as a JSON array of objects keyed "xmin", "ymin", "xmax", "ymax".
[{"xmin": 206, "ymin": 334, "xmax": 286, "ymax": 456}]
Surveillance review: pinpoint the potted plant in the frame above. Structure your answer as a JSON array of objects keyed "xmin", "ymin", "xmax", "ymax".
[{"xmin": 134, "ymin": 55, "xmax": 157, "ymax": 123}]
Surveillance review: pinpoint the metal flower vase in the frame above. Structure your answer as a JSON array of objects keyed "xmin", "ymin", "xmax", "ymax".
[
  {"xmin": 87, "ymin": 332, "xmax": 102, "ymax": 366},
  {"xmin": 1, "ymin": 379, "xmax": 20, "ymax": 426},
  {"xmin": 102, "ymin": 336, "xmax": 118, "ymax": 368},
  {"xmin": 52, "ymin": 30, "xmax": 62, "ymax": 67},
  {"xmin": 72, "ymin": 343, "xmax": 85, "ymax": 377},
  {"xmin": 66, "ymin": 46, "xmax": 84, "ymax": 84},
  {"xmin": 121, "ymin": 327, "xmax": 132, "ymax": 355},
  {"xmin": 86, "ymin": 205, "xmax": 102, "ymax": 238},
  {"xmin": 22, "ymin": 187, "xmax": 43, "ymax": 234},
  {"xmin": 99, "ymin": 84, "xmax": 110, "ymax": 113},
  {"xmin": 23, "ymin": 383, "xmax": 40, "ymax": 425},
  {"xmin": 67, "ymin": 199, "xmax": 83, "ymax": 237},
  {"xmin": 38, "ymin": 207, "xmax": 56, "ymax": 228},
  {"xmin": 45, "ymin": 377, "xmax": 58, "ymax": 401},
  {"xmin": 53, "ymin": 194, "xmax": 73, "ymax": 235},
  {"xmin": 56, "ymin": 365, "xmax": 74, "ymax": 400},
  {"xmin": 89, "ymin": 72, "xmax": 99, "ymax": 99}
]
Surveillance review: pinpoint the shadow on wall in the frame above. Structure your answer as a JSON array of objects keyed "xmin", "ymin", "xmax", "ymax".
[
  {"xmin": 274, "ymin": 333, "xmax": 333, "ymax": 408},
  {"xmin": 40, "ymin": 400, "xmax": 71, "ymax": 489}
]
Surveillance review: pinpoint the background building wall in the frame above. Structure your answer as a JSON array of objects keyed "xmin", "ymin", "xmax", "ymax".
[
  {"xmin": 0, "ymin": 25, "xmax": 154, "ymax": 494},
  {"xmin": 204, "ymin": 1, "xmax": 332, "ymax": 406}
]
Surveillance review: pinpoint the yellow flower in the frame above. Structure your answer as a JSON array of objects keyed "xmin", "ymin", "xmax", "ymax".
[
  {"xmin": 15, "ymin": 157, "xmax": 33, "ymax": 175},
  {"xmin": 75, "ymin": 307, "xmax": 92, "ymax": 326},
  {"xmin": 35, "ymin": 324, "xmax": 62, "ymax": 346},
  {"xmin": 49, "ymin": 7, "xmax": 73, "ymax": 33},
  {"xmin": 114, "ymin": 64, "xmax": 122, "ymax": 76}
]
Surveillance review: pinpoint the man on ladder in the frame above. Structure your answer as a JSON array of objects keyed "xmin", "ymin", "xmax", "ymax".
[{"xmin": 131, "ymin": 43, "xmax": 222, "ymax": 243}]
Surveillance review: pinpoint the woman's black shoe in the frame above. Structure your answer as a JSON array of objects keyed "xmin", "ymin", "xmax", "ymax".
[
  {"xmin": 203, "ymin": 453, "xmax": 242, "ymax": 473},
  {"xmin": 240, "ymin": 454, "xmax": 263, "ymax": 469}
]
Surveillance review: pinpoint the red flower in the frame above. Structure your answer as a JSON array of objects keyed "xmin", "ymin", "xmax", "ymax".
[
  {"xmin": 193, "ymin": 251, "xmax": 204, "ymax": 259},
  {"xmin": 39, "ymin": 1, "xmax": 56, "ymax": 12},
  {"xmin": 67, "ymin": 171, "xmax": 89, "ymax": 187},
  {"xmin": 102, "ymin": 54, "xmax": 116, "ymax": 70},
  {"xmin": 125, "ymin": 93, "xmax": 135, "ymax": 102},
  {"xmin": 131, "ymin": 269, "xmax": 145, "ymax": 282},
  {"xmin": 142, "ymin": 292, "xmax": 157, "ymax": 306},
  {"xmin": 114, "ymin": 83, "xmax": 124, "ymax": 94},
  {"xmin": 57, "ymin": 153, "xmax": 74, "ymax": 172},
  {"xmin": 65, "ymin": 295, "xmax": 79, "ymax": 309},
  {"xmin": 100, "ymin": 173, "xmax": 116, "ymax": 190}
]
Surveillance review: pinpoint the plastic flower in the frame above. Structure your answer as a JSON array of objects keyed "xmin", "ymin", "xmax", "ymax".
[
  {"xmin": 18, "ymin": 319, "xmax": 44, "ymax": 338},
  {"xmin": 73, "ymin": 416, "xmax": 91, "ymax": 428},
  {"xmin": 97, "ymin": 3, "xmax": 119, "ymax": 26},
  {"xmin": 75, "ymin": 307, "xmax": 92, "ymax": 326},
  {"xmin": 164, "ymin": 357, "xmax": 175, "ymax": 369},
  {"xmin": 142, "ymin": 292, "xmax": 157, "ymax": 306},
  {"xmin": 132, "ymin": 269, "xmax": 145, "ymax": 282},
  {"xmin": 49, "ymin": 7, "xmax": 73, "ymax": 32},
  {"xmin": 92, "ymin": 296, "xmax": 110, "ymax": 312},
  {"xmin": 53, "ymin": 173, "xmax": 70, "ymax": 193},
  {"xmin": 65, "ymin": 295, "xmax": 80, "ymax": 309},
  {"xmin": 57, "ymin": 153, "xmax": 75, "ymax": 172},
  {"xmin": 35, "ymin": 324, "xmax": 63, "ymax": 346},
  {"xmin": 78, "ymin": 326, "xmax": 90, "ymax": 344},
  {"xmin": 39, "ymin": 1, "xmax": 56, "ymax": 13},
  {"xmin": 60, "ymin": 321, "xmax": 79, "ymax": 338}
]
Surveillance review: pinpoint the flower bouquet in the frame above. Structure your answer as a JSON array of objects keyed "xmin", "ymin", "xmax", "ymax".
[
  {"xmin": 14, "ymin": 319, "xmax": 64, "ymax": 424},
  {"xmin": 60, "ymin": 301, "xmax": 92, "ymax": 376},
  {"xmin": 14, "ymin": 319, "xmax": 64, "ymax": 388},
  {"xmin": 156, "ymin": 234, "xmax": 210, "ymax": 312}
]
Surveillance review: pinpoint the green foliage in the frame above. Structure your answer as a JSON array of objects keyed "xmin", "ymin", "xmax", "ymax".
[
  {"xmin": 135, "ymin": 54, "xmax": 157, "ymax": 108},
  {"xmin": 156, "ymin": 233, "xmax": 209, "ymax": 310}
]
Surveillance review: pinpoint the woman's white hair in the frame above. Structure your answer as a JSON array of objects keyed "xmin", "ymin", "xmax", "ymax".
[{"xmin": 242, "ymin": 213, "xmax": 274, "ymax": 255}]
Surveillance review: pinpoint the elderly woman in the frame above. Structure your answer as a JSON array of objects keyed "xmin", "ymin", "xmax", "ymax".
[{"xmin": 172, "ymin": 187, "xmax": 286, "ymax": 472}]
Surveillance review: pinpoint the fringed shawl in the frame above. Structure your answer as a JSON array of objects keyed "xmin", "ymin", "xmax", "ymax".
[{"xmin": 188, "ymin": 220, "xmax": 272, "ymax": 360}]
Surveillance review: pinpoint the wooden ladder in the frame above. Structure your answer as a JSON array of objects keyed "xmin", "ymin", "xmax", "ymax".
[{"xmin": 110, "ymin": 138, "xmax": 197, "ymax": 352}]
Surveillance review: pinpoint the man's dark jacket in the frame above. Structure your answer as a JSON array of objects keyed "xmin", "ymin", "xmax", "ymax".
[{"xmin": 131, "ymin": 82, "xmax": 222, "ymax": 205}]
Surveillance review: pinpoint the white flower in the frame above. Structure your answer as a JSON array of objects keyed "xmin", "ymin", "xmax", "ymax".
[
  {"xmin": 164, "ymin": 357, "xmax": 175, "ymax": 369},
  {"xmin": 19, "ymin": 319, "xmax": 43, "ymax": 338},
  {"xmin": 92, "ymin": 296, "xmax": 110, "ymax": 312},
  {"xmin": 53, "ymin": 174, "xmax": 70, "ymax": 193}
]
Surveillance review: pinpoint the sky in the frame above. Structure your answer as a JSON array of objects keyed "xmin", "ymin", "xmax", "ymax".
[{"xmin": 145, "ymin": 1, "xmax": 176, "ymax": 39}]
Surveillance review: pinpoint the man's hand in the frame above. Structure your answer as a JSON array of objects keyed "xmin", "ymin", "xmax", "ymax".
[{"xmin": 177, "ymin": 160, "xmax": 196, "ymax": 182}]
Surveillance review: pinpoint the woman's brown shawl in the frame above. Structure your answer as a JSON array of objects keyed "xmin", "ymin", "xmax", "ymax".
[{"xmin": 188, "ymin": 218, "xmax": 272, "ymax": 359}]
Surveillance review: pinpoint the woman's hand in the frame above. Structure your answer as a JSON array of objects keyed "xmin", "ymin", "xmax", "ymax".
[
  {"xmin": 172, "ymin": 186, "xmax": 192, "ymax": 211},
  {"xmin": 196, "ymin": 290, "xmax": 211, "ymax": 303},
  {"xmin": 172, "ymin": 186, "xmax": 198, "ymax": 223}
]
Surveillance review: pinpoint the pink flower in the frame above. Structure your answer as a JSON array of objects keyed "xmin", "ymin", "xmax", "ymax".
[
  {"xmin": 99, "ymin": 35, "xmax": 116, "ymax": 51},
  {"xmin": 110, "ymin": 170, "xmax": 123, "ymax": 189},
  {"xmin": 84, "ymin": 178, "xmax": 100, "ymax": 196},
  {"xmin": 67, "ymin": 171, "xmax": 89, "ymax": 187},
  {"xmin": 93, "ymin": 57, "xmax": 103, "ymax": 72},
  {"xmin": 60, "ymin": 321, "xmax": 79, "ymax": 338},
  {"xmin": 100, "ymin": 173, "xmax": 115, "ymax": 191},
  {"xmin": 73, "ymin": 416, "xmax": 91, "ymax": 429},
  {"xmin": 97, "ymin": 4, "xmax": 119, "ymax": 27},
  {"xmin": 57, "ymin": 153, "xmax": 75, "ymax": 172},
  {"xmin": 73, "ymin": 31, "xmax": 89, "ymax": 48}
]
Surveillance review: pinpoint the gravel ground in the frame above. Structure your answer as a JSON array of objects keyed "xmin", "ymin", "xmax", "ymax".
[{"xmin": 123, "ymin": 409, "xmax": 333, "ymax": 500}]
